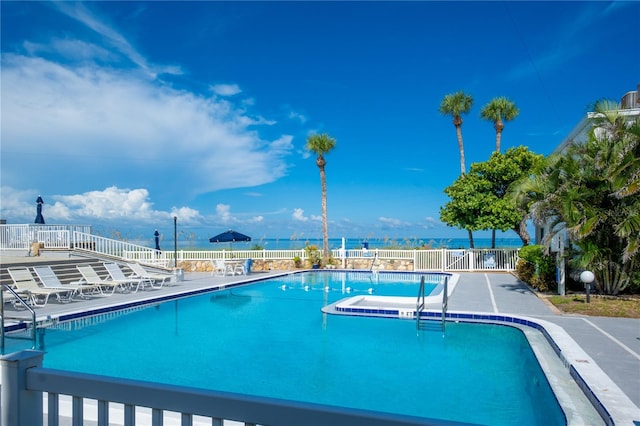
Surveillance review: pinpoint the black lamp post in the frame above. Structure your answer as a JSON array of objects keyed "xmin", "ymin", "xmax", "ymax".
[
  {"xmin": 580, "ymin": 270, "xmax": 595, "ymax": 303},
  {"xmin": 173, "ymin": 216, "xmax": 177, "ymax": 268}
]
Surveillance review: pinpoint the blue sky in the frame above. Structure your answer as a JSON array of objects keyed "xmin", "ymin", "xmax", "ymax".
[{"xmin": 1, "ymin": 1, "xmax": 638, "ymax": 244}]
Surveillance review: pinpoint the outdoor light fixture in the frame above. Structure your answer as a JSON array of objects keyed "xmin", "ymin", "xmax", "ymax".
[{"xmin": 580, "ymin": 270, "xmax": 595, "ymax": 303}]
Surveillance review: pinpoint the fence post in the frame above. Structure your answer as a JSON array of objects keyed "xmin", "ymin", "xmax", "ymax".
[{"xmin": 1, "ymin": 350, "xmax": 44, "ymax": 426}]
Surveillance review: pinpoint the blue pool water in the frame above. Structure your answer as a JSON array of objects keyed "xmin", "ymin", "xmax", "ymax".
[{"xmin": 36, "ymin": 272, "xmax": 564, "ymax": 425}]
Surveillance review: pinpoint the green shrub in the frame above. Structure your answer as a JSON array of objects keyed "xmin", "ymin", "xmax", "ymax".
[
  {"xmin": 517, "ymin": 245, "xmax": 557, "ymax": 292},
  {"xmin": 304, "ymin": 244, "xmax": 322, "ymax": 267},
  {"xmin": 516, "ymin": 259, "xmax": 534, "ymax": 283}
]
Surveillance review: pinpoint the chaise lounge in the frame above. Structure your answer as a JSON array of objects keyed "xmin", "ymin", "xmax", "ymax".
[
  {"xmin": 103, "ymin": 262, "xmax": 155, "ymax": 292},
  {"xmin": 76, "ymin": 265, "xmax": 130, "ymax": 295},
  {"xmin": 33, "ymin": 265, "xmax": 101, "ymax": 299},
  {"xmin": 7, "ymin": 267, "xmax": 74, "ymax": 306},
  {"xmin": 127, "ymin": 262, "xmax": 172, "ymax": 286}
]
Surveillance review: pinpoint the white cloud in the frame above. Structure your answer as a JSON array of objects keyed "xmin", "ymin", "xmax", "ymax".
[
  {"xmin": 310, "ymin": 215, "xmax": 322, "ymax": 222},
  {"xmin": 211, "ymin": 84, "xmax": 242, "ymax": 96},
  {"xmin": 169, "ymin": 206, "xmax": 202, "ymax": 223},
  {"xmin": 292, "ymin": 208, "xmax": 308, "ymax": 222},
  {"xmin": 288, "ymin": 110, "xmax": 307, "ymax": 123},
  {"xmin": 1, "ymin": 53, "xmax": 294, "ymax": 195},
  {"xmin": 53, "ymin": 2, "xmax": 181, "ymax": 77},
  {"xmin": 0, "ymin": 186, "xmax": 201, "ymax": 225},
  {"xmin": 424, "ymin": 217, "xmax": 438, "ymax": 228},
  {"xmin": 216, "ymin": 204, "xmax": 233, "ymax": 224},
  {"xmin": 378, "ymin": 216, "xmax": 410, "ymax": 227}
]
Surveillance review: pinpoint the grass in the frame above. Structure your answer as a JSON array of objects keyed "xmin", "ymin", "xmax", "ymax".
[{"xmin": 546, "ymin": 294, "xmax": 640, "ymax": 318}]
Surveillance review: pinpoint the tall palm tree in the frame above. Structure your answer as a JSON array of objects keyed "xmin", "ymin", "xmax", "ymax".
[
  {"xmin": 480, "ymin": 97, "xmax": 519, "ymax": 152},
  {"xmin": 480, "ymin": 96, "xmax": 519, "ymax": 247},
  {"xmin": 439, "ymin": 91, "xmax": 474, "ymax": 174},
  {"xmin": 306, "ymin": 133, "xmax": 336, "ymax": 265},
  {"xmin": 440, "ymin": 91, "xmax": 474, "ymax": 247}
]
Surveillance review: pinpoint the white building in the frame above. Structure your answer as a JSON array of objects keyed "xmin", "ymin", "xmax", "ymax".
[{"xmin": 535, "ymin": 85, "xmax": 639, "ymax": 294}]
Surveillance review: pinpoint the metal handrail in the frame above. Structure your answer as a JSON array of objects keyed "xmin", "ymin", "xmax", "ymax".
[
  {"xmin": 1, "ymin": 284, "xmax": 37, "ymax": 354},
  {"xmin": 416, "ymin": 276, "xmax": 425, "ymax": 332},
  {"xmin": 441, "ymin": 276, "xmax": 448, "ymax": 334}
]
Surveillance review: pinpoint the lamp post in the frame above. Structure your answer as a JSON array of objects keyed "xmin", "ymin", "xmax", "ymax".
[
  {"xmin": 580, "ymin": 270, "xmax": 595, "ymax": 303},
  {"xmin": 173, "ymin": 216, "xmax": 177, "ymax": 268}
]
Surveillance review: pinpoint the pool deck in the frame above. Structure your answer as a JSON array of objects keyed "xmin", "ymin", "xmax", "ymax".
[{"xmin": 2, "ymin": 258, "xmax": 639, "ymax": 424}]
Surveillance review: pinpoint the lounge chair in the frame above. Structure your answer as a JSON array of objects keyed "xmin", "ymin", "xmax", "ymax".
[
  {"xmin": 126, "ymin": 262, "xmax": 171, "ymax": 286},
  {"xmin": 103, "ymin": 262, "xmax": 154, "ymax": 292},
  {"xmin": 211, "ymin": 259, "xmax": 234, "ymax": 276},
  {"xmin": 7, "ymin": 267, "xmax": 74, "ymax": 306},
  {"xmin": 33, "ymin": 265, "xmax": 102, "ymax": 299},
  {"xmin": 76, "ymin": 265, "xmax": 130, "ymax": 295}
]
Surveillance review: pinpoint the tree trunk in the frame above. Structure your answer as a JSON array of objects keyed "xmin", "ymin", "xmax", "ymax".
[
  {"xmin": 494, "ymin": 120, "xmax": 504, "ymax": 152},
  {"xmin": 320, "ymin": 166, "xmax": 329, "ymax": 264},
  {"xmin": 513, "ymin": 215, "xmax": 531, "ymax": 246},
  {"xmin": 455, "ymin": 124, "xmax": 466, "ymax": 174},
  {"xmin": 491, "ymin": 229, "xmax": 496, "ymax": 248},
  {"xmin": 468, "ymin": 229, "xmax": 474, "ymax": 249}
]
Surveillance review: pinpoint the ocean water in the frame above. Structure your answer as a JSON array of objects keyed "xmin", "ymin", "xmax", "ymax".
[{"xmin": 148, "ymin": 236, "xmax": 523, "ymax": 251}]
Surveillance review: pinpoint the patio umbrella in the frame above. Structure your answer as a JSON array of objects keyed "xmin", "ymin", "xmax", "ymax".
[
  {"xmin": 35, "ymin": 196, "xmax": 45, "ymax": 224},
  {"xmin": 154, "ymin": 229, "xmax": 161, "ymax": 251},
  {"xmin": 209, "ymin": 229, "xmax": 251, "ymax": 249}
]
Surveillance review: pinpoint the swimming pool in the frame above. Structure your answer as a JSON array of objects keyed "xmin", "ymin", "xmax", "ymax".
[{"xmin": 33, "ymin": 271, "xmax": 565, "ymax": 425}]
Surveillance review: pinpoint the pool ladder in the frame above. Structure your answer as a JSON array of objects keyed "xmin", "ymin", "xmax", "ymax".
[
  {"xmin": 1, "ymin": 284, "xmax": 37, "ymax": 354},
  {"xmin": 416, "ymin": 275, "xmax": 448, "ymax": 334}
]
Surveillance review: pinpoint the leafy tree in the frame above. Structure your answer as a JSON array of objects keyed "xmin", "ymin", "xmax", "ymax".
[
  {"xmin": 439, "ymin": 90, "xmax": 474, "ymax": 247},
  {"xmin": 441, "ymin": 146, "xmax": 542, "ymax": 247},
  {"xmin": 480, "ymin": 97, "xmax": 519, "ymax": 153},
  {"xmin": 511, "ymin": 100, "xmax": 639, "ymax": 294},
  {"xmin": 306, "ymin": 133, "xmax": 336, "ymax": 265}
]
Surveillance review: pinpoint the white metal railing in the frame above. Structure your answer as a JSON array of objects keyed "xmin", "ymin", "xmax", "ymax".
[
  {"xmin": 0, "ymin": 225, "xmax": 91, "ymax": 250},
  {"xmin": 1, "ymin": 350, "xmax": 452, "ymax": 426},
  {"xmin": 38, "ymin": 230, "xmax": 70, "ymax": 249},
  {"xmin": 0, "ymin": 225, "xmax": 519, "ymax": 272}
]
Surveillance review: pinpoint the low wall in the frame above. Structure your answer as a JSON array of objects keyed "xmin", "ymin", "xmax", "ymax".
[{"xmin": 175, "ymin": 258, "xmax": 415, "ymax": 273}]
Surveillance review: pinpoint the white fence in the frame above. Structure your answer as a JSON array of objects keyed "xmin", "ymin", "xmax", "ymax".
[
  {"xmin": 0, "ymin": 225, "xmax": 519, "ymax": 272},
  {"xmin": 0, "ymin": 224, "xmax": 91, "ymax": 250},
  {"xmin": 1, "ymin": 350, "xmax": 454, "ymax": 426}
]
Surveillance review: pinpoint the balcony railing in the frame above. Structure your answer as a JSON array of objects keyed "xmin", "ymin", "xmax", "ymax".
[{"xmin": 1, "ymin": 350, "xmax": 462, "ymax": 426}]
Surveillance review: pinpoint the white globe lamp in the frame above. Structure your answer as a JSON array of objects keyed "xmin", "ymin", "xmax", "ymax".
[
  {"xmin": 580, "ymin": 270, "xmax": 595, "ymax": 303},
  {"xmin": 580, "ymin": 270, "xmax": 595, "ymax": 284}
]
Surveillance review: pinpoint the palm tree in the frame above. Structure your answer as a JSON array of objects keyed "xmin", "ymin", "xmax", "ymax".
[
  {"xmin": 480, "ymin": 97, "xmax": 519, "ymax": 152},
  {"xmin": 511, "ymin": 100, "xmax": 639, "ymax": 294},
  {"xmin": 440, "ymin": 91, "xmax": 474, "ymax": 247},
  {"xmin": 439, "ymin": 91, "xmax": 474, "ymax": 174},
  {"xmin": 306, "ymin": 133, "xmax": 337, "ymax": 265},
  {"xmin": 480, "ymin": 96, "xmax": 519, "ymax": 247}
]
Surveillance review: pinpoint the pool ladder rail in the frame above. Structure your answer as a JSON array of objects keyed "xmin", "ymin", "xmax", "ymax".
[
  {"xmin": 1, "ymin": 284, "xmax": 37, "ymax": 354},
  {"xmin": 416, "ymin": 275, "xmax": 448, "ymax": 335}
]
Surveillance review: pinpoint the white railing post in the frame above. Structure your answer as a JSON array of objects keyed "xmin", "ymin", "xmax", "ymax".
[{"xmin": 1, "ymin": 350, "xmax": 44, "ymax": 426}]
